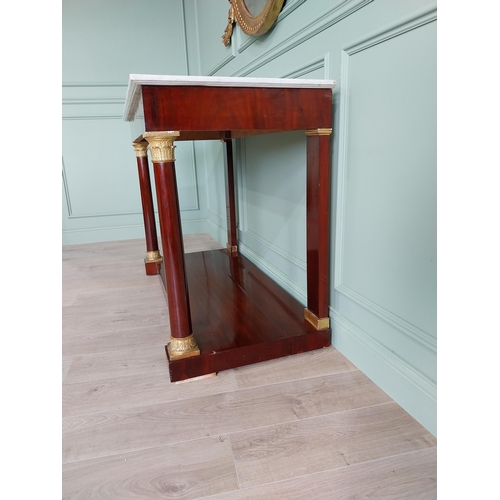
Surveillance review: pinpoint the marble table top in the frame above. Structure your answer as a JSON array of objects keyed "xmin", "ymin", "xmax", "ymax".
[{"xmin": 123, "ymin": 74, "xmax": 337, "ymax": 122}]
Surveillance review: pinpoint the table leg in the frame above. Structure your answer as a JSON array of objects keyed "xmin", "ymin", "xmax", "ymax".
[
  {"xmin": 132, "ymin": 140, "xmax": 162, "ymax": 275},
  {"xmin": 304, "ymin": 128, "xmax": 332, "ymax": 330},
  {"xmin": 223, "ymin": 137, "xmax": 238, "ymax": 256},
  {"xmin": 143, "ymin": 131, "xmax": 200, "ymax": 360}
]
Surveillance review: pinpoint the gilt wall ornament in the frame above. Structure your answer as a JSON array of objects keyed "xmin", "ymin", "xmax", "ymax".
[{"xmin": 222, "ymin": 0, "xmax": 285, "ymax": 46}]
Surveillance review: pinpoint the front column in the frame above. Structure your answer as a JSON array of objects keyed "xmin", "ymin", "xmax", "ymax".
[
  {"xmin": 143, "ymin": 131, "xmax": 200, "ymax": 360},
  {"xmin": 304, "ymin": 128, "xmax": 332, "ymax": 330},
  {"xmin": 132, "ymin": 140, "xmax": 162, "ymax": 275}
]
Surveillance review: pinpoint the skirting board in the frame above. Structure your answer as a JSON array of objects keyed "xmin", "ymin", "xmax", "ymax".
[
  {"xmin": 63, "ymin": 219, "xmax": 208, "ymax": 245},
  {"xmin": 331, "ymin": 308, "xmax": 437, "ymax": 436}
]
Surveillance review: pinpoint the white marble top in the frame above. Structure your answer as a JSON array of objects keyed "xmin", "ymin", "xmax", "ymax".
[{"xmin": 123, "ymin": 74, "xmax": 337, "ymax": 122}]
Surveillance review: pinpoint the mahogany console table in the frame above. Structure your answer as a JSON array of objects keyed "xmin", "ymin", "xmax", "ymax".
[{"xmin": 124, "ymin": 75, "xmax": 336, "ymax": 382}]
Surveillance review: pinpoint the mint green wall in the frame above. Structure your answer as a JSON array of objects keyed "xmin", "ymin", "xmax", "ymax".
[
  {"xmin": 62, "ymin": 0, "xmax": 207, "ymax": 244},
  {"xmin": 184, "ymin": 0, "xmax": 437, "ymax": 435}
]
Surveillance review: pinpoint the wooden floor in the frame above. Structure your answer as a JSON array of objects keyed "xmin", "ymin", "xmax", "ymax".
[{"xmin": 62, "ymin": 234, "xmax": 437, "ymax": 499}]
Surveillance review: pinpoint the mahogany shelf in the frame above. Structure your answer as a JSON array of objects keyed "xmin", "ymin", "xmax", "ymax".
[{"xmin": 160, "ymin": 249, "xmax": 331, "ymax": 381}]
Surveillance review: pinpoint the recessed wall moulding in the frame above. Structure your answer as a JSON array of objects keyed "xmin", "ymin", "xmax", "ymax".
[{"xmin": 222, "ymin": 0, "xmax": 285, "ymax": 46}]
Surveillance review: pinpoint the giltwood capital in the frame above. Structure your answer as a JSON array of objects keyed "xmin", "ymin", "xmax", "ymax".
[
  {"xmin": 305, "ymin": 128, "xmax": 333, "ymax": 136},
  {"xmin": 132, "ymin": 140, "xmax": 148, "ymax": 158},
  {"xmin": 143, "ymin": 131, "xmax": 180, "ymax": 163}
]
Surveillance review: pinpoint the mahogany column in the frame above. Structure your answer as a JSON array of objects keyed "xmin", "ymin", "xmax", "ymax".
[
  {"xmin": 143, "ymin": 131, "xmax": 200, "ymax": 360},
  {"xmin": 304, "ymin": 128, "xmax": 332, "ymax": 330},
  {"xmin": 132, "ymin": 140, "xmax": 162, "ymax": 275},
  {"xmin": 222, "ymin": 135, "xmax": 238, "ymax": 256}
]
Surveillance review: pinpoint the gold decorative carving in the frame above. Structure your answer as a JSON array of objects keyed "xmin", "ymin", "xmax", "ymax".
[
  {"xmin": 304, "ymin": 308, "xmax": 330, "ymax": 330},
  {"xmin": 222, "ymin": 0, "xmax": 285, "ymax": 45},
  {"xmin": 222, "ymin": 2, "xmax": 236, "ymax": 47},
  {"xmin": 132, "ymin": 140, "xmax": 148, "ymax": 157},
  {"xmin": 167, "ymin": 334, "xmax": 201, "ymax": 360},
  {"xmin": 143, "ymin": 131, "xmax": 180, "ymax": 163},
  {"xmin": 145, "ymin": 250, "xmax": 162, "ymax": 263},
  {"xmin": 226, "ymin": 243, "xmax": 238, "ymax": 255},
  {"xmin": 305, "ymin": 128, "xmax": 333, "ymax": 136}
]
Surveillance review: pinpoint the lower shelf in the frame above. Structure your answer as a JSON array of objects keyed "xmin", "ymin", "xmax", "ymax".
[{"xmin": 160, "ymin": 249, "xmax": 331, "ymax": 382}]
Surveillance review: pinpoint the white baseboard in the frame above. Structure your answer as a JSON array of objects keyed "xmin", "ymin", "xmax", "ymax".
[{"xmin": 331, "ymin": 308, "xmax": 437, "ymax": 436}]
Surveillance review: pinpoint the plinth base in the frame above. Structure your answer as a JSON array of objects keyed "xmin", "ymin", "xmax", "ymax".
[
  {"xmin": 160, "ymin": 249, "xmax": 331, "ymax": 382},
  {"xmin": 144, "ymin": 259, "xmax": 161, "ymax": 276}
]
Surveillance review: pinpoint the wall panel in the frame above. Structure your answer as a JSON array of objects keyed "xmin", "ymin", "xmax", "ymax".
[
  {"xmin": 332, "ymin": 7, "xmax": 437, "ymax": 434},
  {"xmin": 62, "ymin": 0, "xmax": 206, "ymax": 244},
  {"xmin": 335, "ymin": 10, "xmax": 437, "ymax": 338},
  {"xmin": 193, "ymin": 0, "xmax": 236, "ymax": 75}
]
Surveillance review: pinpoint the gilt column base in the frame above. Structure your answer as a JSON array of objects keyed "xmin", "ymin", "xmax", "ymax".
[
  {"xmin": 304, "ymin": 308, "xmax": 330, "ymax": 330},
  {"xmin": 167, "ymin": 333, "xmax": 201, "ymax": 361}
]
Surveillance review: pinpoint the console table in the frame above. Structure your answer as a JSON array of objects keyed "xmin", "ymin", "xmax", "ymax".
[{"xmin": 124, "ymin": 75, "xmax": 336, "ymax": 382}]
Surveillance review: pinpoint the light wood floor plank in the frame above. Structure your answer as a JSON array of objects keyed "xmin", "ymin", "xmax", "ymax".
[
  {"xmin": 183, "ymin": 234, "xmax": 224, "ymax": 254},
  {"xmin": 85, "ymin": 261, "xmax": 152, "ymax": 278},
  {"xmin": 230, "ymin": 401, "xmax": 436, "ymax": 488},
  {"xmin": 71, "ymin": 283, "xmax": 165, "ymax": 307},
  {"xmin": 64, "ymin": 346, "xmax": 169, "ymax": 384},
  {"xmin": 63, "ymin": 366, "xmax": 239, "ymax": 417},
  {"xmin": 79, "ymin": 273, "xmax": 152, "ymax": 291},
  {"xmin": 62, "ymin": 324, "xmax": 170, "ymax": 357},
  {"xmin": 198, "ymin": 447, "xmax": 437, "ymax": 500},
  {"xmin": 62, "ymin": 272, "xmax": 159, "ymax": 299},
  {"xmin": 62, "ymin": 271, "xmax": 91, "ymax": 291},
  {"xmin": 63, "ymin": 357, "xmax": 74, "ymax": 384},
  {"xmin": 62, "ymin": 289, "xmax": 80, "ymax": 308},
  {"xmin": 62, "ymin": 236, "xmax": 436, "ymax": 498},
  {"xmin": 64, "ymin": 247, "xmax": 143, "ymax": 267},
  {"xmin": 62, "ymin": 242, "xmax": 106, "ymax": 258},
  {"xmin": 62, "ymin": 370, "xmax": 392, "ymax": 463},
  {"xmin": 62, "ymin": 436, "xmax": 238, "ymax": 500},
  {"xmin": 62, "ymin": 303, "xmax": 169, "ymax": 337},
  {"xmin": 62, "ymin": 295, "xmax": 167, "ymax": 319},
  {"xmin": 234, "ymin": 346, "xmax": 357, "ymax": 389}
]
